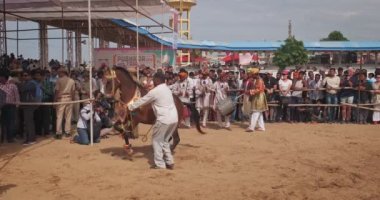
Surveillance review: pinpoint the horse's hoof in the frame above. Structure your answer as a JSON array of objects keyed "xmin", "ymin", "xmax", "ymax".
[
  {"xmin": 124, "ymin": 144, "xmax": 134, "ymax": 155},
  {"xmin": 127, "ymin": 148, "xmax": 134, "ymax": 155},
  {"xmin": 124, "ymin": 147, "xmax": 133, "ymax": 155}
]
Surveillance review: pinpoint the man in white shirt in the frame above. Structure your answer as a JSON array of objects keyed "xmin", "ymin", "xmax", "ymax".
[
  {"xmin": 172, "ymin": 71, "xmax": 193, "ymax": 128},
  {"xmin": 278, "ymin": 70, "xmax": 292, "ymax": 122},
  {"xmin": 194, "ymin": 71, "xmax": 214, "ymax": 127},
  {"xmin": 322, "ymin": 68, "xmax": 340, "ymax": 122},
  {"xmin": 128, "ymin": 73, "xmax": 178, "ymax": 170}
]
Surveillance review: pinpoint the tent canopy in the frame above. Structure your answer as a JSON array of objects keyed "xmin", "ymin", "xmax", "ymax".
[
  {"xmin": 1, "ymin": 0, "xmax": 172, "ymax": 20},
  {"xmin": 113, "ymin": 20, "xmax": 380, "ymax": 52}
]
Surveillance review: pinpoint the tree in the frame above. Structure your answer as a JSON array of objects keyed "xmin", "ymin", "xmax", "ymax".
[
  {"xmin": 321, "ymin": 31, "xmax": 349, "ymax": 41},
  {"xmin": 273, "ymin": 37, "xmax": 309, "ymax": 70}
]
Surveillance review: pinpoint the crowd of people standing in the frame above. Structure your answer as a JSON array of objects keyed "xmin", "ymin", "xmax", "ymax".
[
  {"xmin": 141, "ymin": 65, "xmax": 380, "ymax": 129},
  {"xmin": 0, "ymin": 52, "xmax": 379, "ymax": 146}
]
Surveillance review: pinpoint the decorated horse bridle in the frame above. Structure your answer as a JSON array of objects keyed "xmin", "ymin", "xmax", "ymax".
[{"xmin": 105, "ymin": 69, "xmax": 118, "ymax": 97}]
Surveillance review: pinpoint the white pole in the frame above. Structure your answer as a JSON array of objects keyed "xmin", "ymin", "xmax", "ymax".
[
  {"xmin": 88, "ymin": 0, "xmax": 94, "ymax": 146},
  {"xmin": 136, "ymin": 0, "xmax": 139, "ymax": 80},
  {"xmin": 61, "ymin": 8, "xmax": 64, "ymax": 65},
  {"xmin": 160, "ymin": 1, "xmax": 164, "ymax": 70},
  {"xmin": 16, "ymin": 19, "xmax": 19, "ymax": 57}
]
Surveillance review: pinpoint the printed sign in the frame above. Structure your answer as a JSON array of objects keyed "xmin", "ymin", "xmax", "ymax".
[{"xmin": 94, "ymin": 48, "xmax": 175, "ymax": 69}]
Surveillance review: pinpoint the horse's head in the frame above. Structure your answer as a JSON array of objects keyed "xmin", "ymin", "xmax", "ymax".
[
  {"xmin": 103, "ymin": 67, "xmax": 140, "ymax": 132},
  {"xmin": 104, "ymin": 68, "xmax": 120, "ymax": 98}
]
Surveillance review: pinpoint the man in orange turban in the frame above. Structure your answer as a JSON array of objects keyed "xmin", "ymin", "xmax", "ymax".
[
  {"xmin": 178, "ymin": 71, "xmax": 188, "ymax": 80},
  {"xmin": 172, "ymin": 70, "xmax": 192, "ymax": 128},
  {"xmin": 245, "ymin": 67, "xmax": 268, "ymax": 132},
  {"xmin": 195, "ymin": 70, "xmax": 213, "ymax": 127}
]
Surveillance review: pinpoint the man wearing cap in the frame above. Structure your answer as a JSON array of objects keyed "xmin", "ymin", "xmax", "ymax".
[
  {"xmin": 278, "ymin": 70, "xmax": 292, "ymax": 122},
  {"xmin": 245, "ymin": 68, "xmax": 268, "ymax": 132},
  {"xmin": 195, "ymin": 71, "xmax": 214, "ymax": 127},
  {"xmin": 172, "ymin": 70, "xmax": 193, "ymax": 128},
  {"xmin": 128, "ymin": 73, "xmax": 178, "ymax": 170},
  {"xmin": 54, "ymin": 67, "xmax": 76, "ymax": 139}
]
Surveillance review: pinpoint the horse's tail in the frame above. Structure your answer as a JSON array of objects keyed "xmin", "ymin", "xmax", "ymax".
[{"xmin": 189, "ymin": 103, "xmax": 206, "ymax": 134}]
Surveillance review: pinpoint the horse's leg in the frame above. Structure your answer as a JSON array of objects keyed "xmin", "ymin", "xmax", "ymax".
[
  {"xmin": 123, "ymin": 133, "xmax": 134, "ymax": 155},
  {"xmin": 188, "ymin": 103, "xmax": 206, "ymax": 134},
  {"xmin": 170, "ymin": 128, "xmax": 180, "ymax": 151}
]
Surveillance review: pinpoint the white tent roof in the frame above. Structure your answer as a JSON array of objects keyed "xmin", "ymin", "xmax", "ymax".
[{"xmin": 1, "ymin": 0, "xmax": 171, "ymax": 20}]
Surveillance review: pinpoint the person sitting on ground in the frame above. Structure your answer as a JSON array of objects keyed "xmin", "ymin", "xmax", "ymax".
[{"xmin": 72, "ymin": 101, "xmax": 103, "ymax": 145}]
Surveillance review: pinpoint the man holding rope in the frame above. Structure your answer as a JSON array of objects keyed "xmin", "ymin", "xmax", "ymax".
[{"xmin": 128, "ymin": 72, "xmax": 178, "ymax": 170}]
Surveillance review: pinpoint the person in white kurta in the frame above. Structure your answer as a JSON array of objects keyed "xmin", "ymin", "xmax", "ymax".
[
  {"xmin": 171, "ymin": 72, "xmax": 193, "ymax": 128},
  {"xmin": 195, "ymin": 72, "xmax": 214, "ymax": 127},
  {"xmin": 212, "ymin": 73, "xmax": 231, "ymax": 129},
  {"xmin": 128, "ymin": 73, "xmax": 178, "ymax": 170}
]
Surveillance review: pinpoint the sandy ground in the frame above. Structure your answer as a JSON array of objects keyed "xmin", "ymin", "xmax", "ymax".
[{"xmin": 0, "ymin": 123, "xmax": 380, "ymax": 200}]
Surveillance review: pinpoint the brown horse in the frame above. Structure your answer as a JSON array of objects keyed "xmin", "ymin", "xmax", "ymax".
[{"xmin": 104, "ymin": 66, "xmax": 205, "ymax": 152}]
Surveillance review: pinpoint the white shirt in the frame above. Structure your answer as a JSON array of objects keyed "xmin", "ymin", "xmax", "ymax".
[
  {"xmin": 172, "ymin": 79, "xmax": 193, "ymax": 103},
  {"xmin": 213, "ymin": 81, "xmax": 229, "ymax": 102},
  {"xmin": 322, "ymin": 76, "xmax": 340, "ymax": 94},
  {"xmin": 278, "ymin": 79, "xmax": 292, "ymax": 97},
  {"xmin": 77, "ymin": 104, "xmax": 101, "ymax": 129},
  {"xmin": 188, "ymin": 77, "xmax": 196, "ymax": 89},
  {"xmin": 128, "ymin": 83, "xmax": 178, "ymax": 124},
  {"xmin": 292, "ymin": 79, "xmax": 304, "ymax": 98}
]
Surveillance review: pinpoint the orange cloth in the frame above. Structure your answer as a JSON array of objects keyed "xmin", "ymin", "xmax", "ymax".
[
  {"xmin": 247, "ymin": 67, "xmax": 260, "ymax": 74},
  {"xmin": 249, "ymin": 78, "xmax": 265, "ymax": 95}
]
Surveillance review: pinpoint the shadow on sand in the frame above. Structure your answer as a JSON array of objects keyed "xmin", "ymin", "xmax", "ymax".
[
  {"xmin": 0, "ymin": 183, "xmax": 17, "ymax": 196},
  {"xmin": 100, "ymin": 141, "xmax": 202, "ymax": 165},
  {"xmin": 100, "ymin": 145, "xmax": 154, "ymax": 165}
]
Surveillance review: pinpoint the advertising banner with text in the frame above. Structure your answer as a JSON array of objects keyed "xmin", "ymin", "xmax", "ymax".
[{"xmin": 94, "ymin": 48, "xmax": 175, "ymax": 69}]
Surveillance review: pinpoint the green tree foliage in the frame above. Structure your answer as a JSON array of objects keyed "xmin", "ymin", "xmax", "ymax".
[
  {"xmin": 321, "ymin": 31, "xmax": 349, "ymax": 41},
  {"xmin": 273, "ymin": 37, "xmax": 309, "ymax": 70}
]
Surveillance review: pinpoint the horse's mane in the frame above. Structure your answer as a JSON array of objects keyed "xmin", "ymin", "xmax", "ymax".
[{"xmin": 114, "ymin": 66, "xmax": 147, "ymax": 94}]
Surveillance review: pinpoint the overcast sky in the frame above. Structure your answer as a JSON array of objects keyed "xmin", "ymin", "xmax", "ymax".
[
  {"xmin": 190, "ymin": 0, "xmax": 380, "ymax": 41},
  {"xmin": 5, "ymin": 0, "xmax": 380, "ymax": 60}
]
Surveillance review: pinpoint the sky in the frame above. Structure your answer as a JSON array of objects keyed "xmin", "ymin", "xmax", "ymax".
[
  {"xmin": 4, "ymin": 0, "xmax": 380, "ymax": 61},
  {"xmin": 190, "ymin": 0, "xmax": 380, "ymax": 42}
]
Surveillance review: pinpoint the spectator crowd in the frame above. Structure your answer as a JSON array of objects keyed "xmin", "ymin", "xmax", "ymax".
[{"xmin": 0, "ymin": 52, "xmax": 379, "ymax": 146}]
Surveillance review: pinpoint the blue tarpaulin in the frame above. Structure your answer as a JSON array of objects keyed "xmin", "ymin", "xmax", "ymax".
[{"xmin": 112, "ymin": 19, "xmax": 380, "ymax": 52}]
